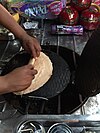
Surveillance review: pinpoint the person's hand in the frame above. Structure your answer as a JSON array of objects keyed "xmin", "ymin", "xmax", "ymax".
[
  {"xmin": 2, "ymin": 64, "xmax": 37, "ymax": 93},
  {"xmin": 0, "ymin": 4, "xmax": 41, "ymax": 58},
  {"xmin": 21, "ymin": 33, "xmax": 41, "ymax": 58}
]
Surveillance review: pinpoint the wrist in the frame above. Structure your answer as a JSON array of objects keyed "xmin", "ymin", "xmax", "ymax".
[
  {"xmin": 0, "ymin": 76, "xmax": 10, "ymax": 94},
  {"xmin": 17, "ymin": 30, "xmax": 28, "ymax": 41}
]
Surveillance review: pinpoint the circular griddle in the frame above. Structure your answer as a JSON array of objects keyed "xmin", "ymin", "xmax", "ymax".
[
  {"xmin": 1, "ymin": 49, "xmax": 71, "ymax": 98},
  {"xmin": 2, "ymin": 46, "xmax": 88, "ymax": 114}
]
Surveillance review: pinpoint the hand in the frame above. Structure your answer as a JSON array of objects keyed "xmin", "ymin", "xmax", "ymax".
[
  {"xmin": 21, "ymin": 33, "xmax": 41, "ymax": 58},
  {"xmin": 2, "ymin": 64, "xmax": 37, "ymax": 93},
  {"xmin": 0, "ymin": 4, "xmax": 41, "ymax": 58}
]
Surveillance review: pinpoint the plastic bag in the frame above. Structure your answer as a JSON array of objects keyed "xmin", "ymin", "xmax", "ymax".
[{"xmin": 7, "ymin": 0, "xmax": 67, "ymax": 19}]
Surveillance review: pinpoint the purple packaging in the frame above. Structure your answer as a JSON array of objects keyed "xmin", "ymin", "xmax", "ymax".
[
  {"xmin": 7, "ymin": 0, "xmax": 67, "ymax": 19},
  {"xmin": 51, "ymin": 25, "xmax": 84, "ymax": 35}
]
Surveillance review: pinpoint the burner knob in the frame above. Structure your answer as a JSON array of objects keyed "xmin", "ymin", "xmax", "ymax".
[
  {"xmin": 15, "ymin": 120, "xmax": 46, "ymax": 133},
  {"xmin": 47, "ymin": 123, "xmax": 73, "ymax": 133}
]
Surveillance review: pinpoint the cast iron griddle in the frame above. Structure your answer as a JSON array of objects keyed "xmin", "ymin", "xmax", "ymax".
[{"xmin": 1, "ymin": 50, "xmax": 71, "ymax": 98}]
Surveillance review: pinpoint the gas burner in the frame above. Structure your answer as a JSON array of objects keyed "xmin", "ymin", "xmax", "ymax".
[
  {"xmin": 80, "ymin": 127, "xmax": 100, "ymax": 133},
  {"xmin": 47, "ymin": 123, "xmax": 73, "ymax": 133},
  {"xmin": 16, "ymin": 120, "xmax": 46, "ymax": 133},
  {"xmin": 3, "ymin": 46, "xmax": 87, "ymax": 115},
  {"xmin": 0, "ymin": 97, "xmax": 17, "ymax": 120}
]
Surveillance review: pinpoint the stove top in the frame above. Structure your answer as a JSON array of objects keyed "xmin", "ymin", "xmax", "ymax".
[
  {"xmin": 0, "ymin": 88, "xmax": 100, "ymax": 133},
  {"xmin": 1, "ymin": 113, "xmax": 100, "ymax": 133},
  {"xmin": 0, "ymin": 20, "xmax": 100, "ymax": 133}
]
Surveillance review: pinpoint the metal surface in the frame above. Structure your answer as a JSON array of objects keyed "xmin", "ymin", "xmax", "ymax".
[
  {"xmin": 47, "ymin": 123, "xmax": 73, "ymax": 133},
  {"xmin": 2, "ymin": 46, "xmax": 87, "ymax": 114},
  {"xmin": 26, "ymin": 50, "xmax": 70, "ymax": 98},
  {"xmin": 1, "ymin": 114, "xmax": 100, "ymax": 133},
  {"xmin": 2, "ymin": 49, "xmax": 70, "ymax": 98},
  {"xmin": 16, "ymin": 120, "xmax": 46, "ymax": 133}
]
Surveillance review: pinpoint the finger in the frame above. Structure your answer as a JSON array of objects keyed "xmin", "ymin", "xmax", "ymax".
[
  {"xmin": 26, "ymin": 64, "xmax": 34, "ymax": 69},
  {"xmin": 33, "ymin": 38, "xmax": 41, "ymax": 51},
  {"xmin": 36, "ymin": 50, "xmax": 41, "ymax": 57},
  {"xmin": 32, "ymin": 47, "xmax": 41, "ymax": 58},
  {"xmin": 31, "ymin": 47, "xmax": 37, "ymax": 58},
  {"xmin": 28, "ymin": 69, "xmax": 37, "ymax": 76},
  {"xmin": 33, "ymin": 75, "xmax": 35, "ymax": 79},
  {"xmin": 31, "ymin": 39, "xmax": 41, "ymax": 58},
  {"xmin": 33, "ymin": 69, "xmax": 37, "ymax": 75}
]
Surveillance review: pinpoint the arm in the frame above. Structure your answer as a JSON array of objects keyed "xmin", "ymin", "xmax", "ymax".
[
  {"xmin": 0, "ymin": 64, "xmax": 37, "ymax": 94},
  {"xmin": 0, "ymin": 4, "xmax": 41, "ymax": 58},
  {"xmin": 0, "ymin": 5, "xmax": 41, "ymax": 94},
  {"xmin": 0, "ymin": 4, "xmax": 26, "ymax": 39}
]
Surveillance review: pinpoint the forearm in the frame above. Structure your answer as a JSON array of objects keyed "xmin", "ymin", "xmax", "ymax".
[
  {"xmin": 0, "ymin": 4, "xmax": 41, "ymax": 58},
  {"xmin": 0, "ymin": 77, "xmax": 9, "ymax": 94},
  {"xmin": 0, "ymin": 4, "xmax": 27, "ymax": 40}
]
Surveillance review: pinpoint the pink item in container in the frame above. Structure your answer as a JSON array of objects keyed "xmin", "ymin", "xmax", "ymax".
[{"xmin": 48, "ymin": 1, "xmax": 63, "ymax": 15}]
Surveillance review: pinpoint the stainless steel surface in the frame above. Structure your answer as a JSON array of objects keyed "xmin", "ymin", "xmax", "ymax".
[
  {"xmin": 47, "ymin": 123, "xmax": 73, "ymax": 133},
  {"xmin": 1, "ymin": 114, "xmax": 100, "ymax": 133}
]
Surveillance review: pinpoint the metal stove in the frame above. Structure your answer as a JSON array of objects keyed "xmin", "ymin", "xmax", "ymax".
[
  {"xmin": 0, "ymin": 20, "xmax": 100, "ymax": 133},
  {"xmin": 0, "ymin": 102, "xmax": 100, "ymax": 133}
]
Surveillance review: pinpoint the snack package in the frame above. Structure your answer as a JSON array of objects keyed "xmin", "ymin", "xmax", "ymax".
[
  {"xmin": 92, "ymin": 0, "xmax": 100, "ymax": 6},
  {"xmin": 23, "ymin": 21, "xmax": 39, "ymax": 29},
  {"xmin": 51, "ymin": 25, "xmax": 84, "ymax": 35},
  {"xmin": 7, "ymin": 0, "xmax": 67, "ymax": 19}
]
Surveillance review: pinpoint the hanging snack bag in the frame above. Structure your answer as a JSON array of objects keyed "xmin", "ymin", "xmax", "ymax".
[{"xmin": 7, "ymin": 0, "xmax": 67, "ymax": 19}]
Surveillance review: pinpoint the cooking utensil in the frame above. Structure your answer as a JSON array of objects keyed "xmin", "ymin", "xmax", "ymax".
[
  {"xmin": 3, "ymin": 46, "xmax": 87, "ymax": 114},
  {"xmin": 75, "ymin": 25, "xmax": 100, "ymax": 97},
  {"xmin": 42, "ymin": 45, "xmax": 87, "ymax": 114},
  {"xmin": 1, "ymin": 49, "xmax": 70, "ymax": 98}
]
